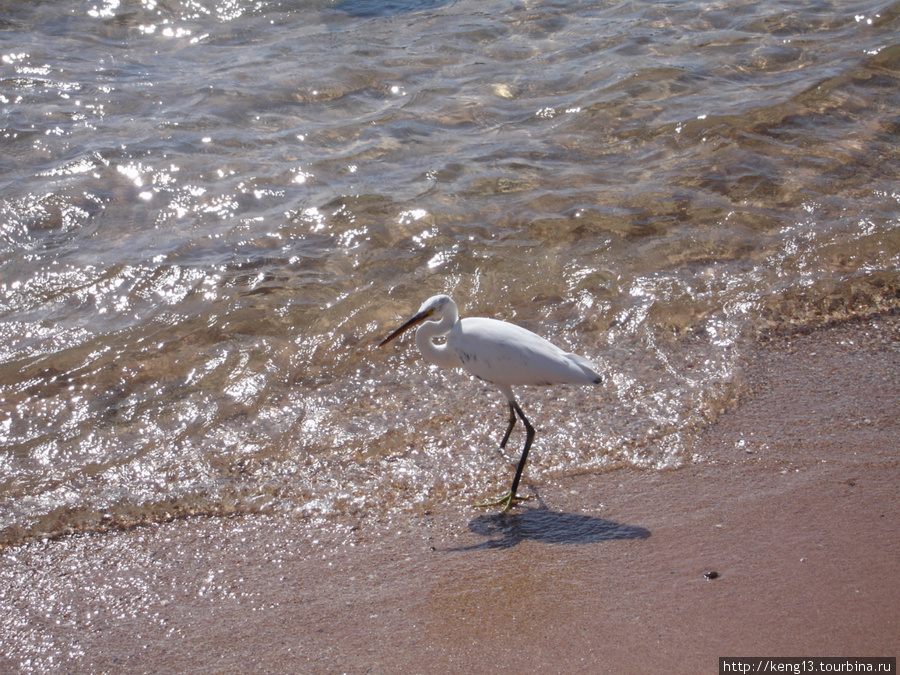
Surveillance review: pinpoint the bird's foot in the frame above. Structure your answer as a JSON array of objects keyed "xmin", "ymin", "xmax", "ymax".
[{"xmin": 474, "ymin": 491, "xmax": 529, "ymax": 513}]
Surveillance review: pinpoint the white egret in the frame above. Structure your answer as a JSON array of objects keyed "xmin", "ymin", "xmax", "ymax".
[{"xmin": 379, "ymin": 294, "xmax": 602, "ymax": 512}]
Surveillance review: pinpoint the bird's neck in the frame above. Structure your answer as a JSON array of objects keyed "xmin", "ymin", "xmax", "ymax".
[{"xmin": 415, "ymin": 307, "xmax": 462, "ymax": 370}]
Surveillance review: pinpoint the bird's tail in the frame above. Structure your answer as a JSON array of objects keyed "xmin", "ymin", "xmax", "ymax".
[{"xmin": 570, "ymin": 353, "xmax": 602, "ymax": 384}]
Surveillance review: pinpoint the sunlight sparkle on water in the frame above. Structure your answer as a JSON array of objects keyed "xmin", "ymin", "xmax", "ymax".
[{"xmin": 1, "ymin": 0, "xmax": 898, "ymax": 555}]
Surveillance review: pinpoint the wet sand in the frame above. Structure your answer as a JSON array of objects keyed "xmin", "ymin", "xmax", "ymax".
[{"xmin": 1, "ymin": 313, "xmax": 898, "ymax": 673}]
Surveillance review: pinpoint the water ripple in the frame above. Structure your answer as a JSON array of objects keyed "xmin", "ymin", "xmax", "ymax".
[{"xmin": 1, "ymin": 0, "xmax": 899, "ymax": 548}]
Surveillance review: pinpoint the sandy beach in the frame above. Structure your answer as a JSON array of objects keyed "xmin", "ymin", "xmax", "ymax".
[{"xmin": 1, "ymin": 312, "xmax": 898, "ymax": 673}]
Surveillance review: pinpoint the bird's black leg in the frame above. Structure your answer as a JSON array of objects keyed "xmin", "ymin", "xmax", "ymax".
[
  {"xmin": 506, "ymin": 401, "xmax": 535, "ymax": 507},
  {"xmin": 498, "ymin": 401, "xmax": 517, "ymax": 450},
  {"xmin": 476, "ymin": 400, "xmax": 535, "ymax": 513}
]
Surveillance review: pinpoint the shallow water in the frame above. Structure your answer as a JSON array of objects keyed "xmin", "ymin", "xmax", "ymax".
[{"xmin": 1, "ymin": 0, "xmax": 899, "ymax": 547}]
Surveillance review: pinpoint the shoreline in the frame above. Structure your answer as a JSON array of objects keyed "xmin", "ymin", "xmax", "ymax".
[{"xmin": 1, "ymin": 312, "xmax": 898, "ymax": 673}]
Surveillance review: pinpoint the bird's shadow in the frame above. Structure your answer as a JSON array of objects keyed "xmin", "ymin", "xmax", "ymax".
[{"xmin": 444, "ymin": 506, "xmax": 651, "ymax": 551}]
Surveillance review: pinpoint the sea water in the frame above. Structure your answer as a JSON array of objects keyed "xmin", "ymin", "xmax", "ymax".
[{"xmin": 1, "ymin": 0, "xmax": 899, "ymax": 547}]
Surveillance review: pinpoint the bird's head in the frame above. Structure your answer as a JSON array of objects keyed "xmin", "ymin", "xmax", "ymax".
[
  {"xmin": 417, "ymin": 294, "xmax": 452, "ymax": 316},
  {"xmin": 379, "ymin": 294, "xmax": 455, "ymax": 347}
]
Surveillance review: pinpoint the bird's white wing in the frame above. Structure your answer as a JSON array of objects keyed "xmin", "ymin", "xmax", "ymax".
[{"xmin": 449, "ymin": 317, "xmax": 600, "ymax": 387}]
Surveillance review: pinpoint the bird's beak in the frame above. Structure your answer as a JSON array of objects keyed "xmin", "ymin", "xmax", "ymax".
[{"xmin": 379, "ymin": 308, "xmax": 435, "ymax": 347}]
